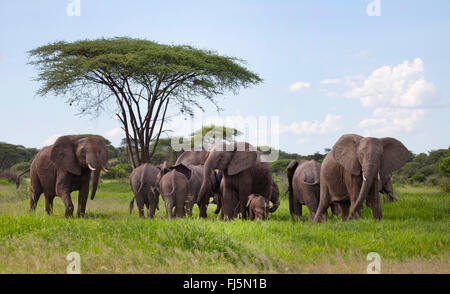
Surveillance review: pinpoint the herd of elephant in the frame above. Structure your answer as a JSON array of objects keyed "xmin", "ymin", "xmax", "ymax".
[{"xmin": 16, "ymin": 133, "xmax": 409, "ymax": 223}]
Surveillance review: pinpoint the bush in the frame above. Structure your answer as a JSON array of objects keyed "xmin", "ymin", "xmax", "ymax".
[
  {"xmin": 409, "ymin": 173, "xmax": 426, "ymax": 183},
  {"xmin": 10, "ymin": 162, "xmax": 31, "ymax": 173},
  {"xmin": 103, "ymin": 163, "xmax": 133, "ymax": 179},
  {"xmin": 439, "ymin": 177, "xmax": 450, "ymax": 193},
  {"xmin": 269, "ymin": 159, "xmax": 292, "ymax": 174},
  {"xmin": 437, "ymin": 155, "xmax": 450, "ymax": 177}
]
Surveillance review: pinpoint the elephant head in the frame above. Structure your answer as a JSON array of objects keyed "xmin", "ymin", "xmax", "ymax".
[
  {"xmin": 332, "ymin": 134, "xmax": 409, "ymax": 213},
  {"xmin": 50, "ymin": 135, "xmax": 109, "ymax": 200},
  {"xmin": 198, "ymin": 142, "xmax": 258, "ymax": 205}
]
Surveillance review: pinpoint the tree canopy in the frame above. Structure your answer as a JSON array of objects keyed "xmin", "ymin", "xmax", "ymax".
[{"xmin": 28, "ymin": 37, "xmax": 262, "ymax": 168}]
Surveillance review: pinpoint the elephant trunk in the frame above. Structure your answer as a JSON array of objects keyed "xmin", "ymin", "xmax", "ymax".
[
  {"xmin": 199, "ymin": 164, "xmax": 213, "ymax": 206},
  {"xmin": 352, "ymin": 166, "xmax": 376, "ymax": 214},
  {"xmin": 269, "ymin": 183, "xmax": 280, "ymax": 213},
  {"xmin": 90, "ymin": 169, "xmax": 101, "ymax": 200}
]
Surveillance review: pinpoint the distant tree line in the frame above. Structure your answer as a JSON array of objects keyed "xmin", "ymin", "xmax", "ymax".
[{"xmin": 1, "ymin": 134, "xmax": 449, "ymax": 192}]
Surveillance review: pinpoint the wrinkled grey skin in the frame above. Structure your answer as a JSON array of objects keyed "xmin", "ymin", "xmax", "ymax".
[
  {"xmin": 214, "ymin": 176, "xmax": 279, "ymax": 217},
  {"xmin": 129, "ymin": 163, "xmax": 160, "ymax": 218},
  {"xmin": 175, "ymin": 149, "xmax": 209, "ymax": 166},
  {"xmin": 18, "ymin": 135, "xmax": 108, "ymax": 218},
  {"xmin": 156, "ymin": 165, "xmax": 191, "ymax": 218},
  {"xmin": 246, "ymin": 194, "xmax": 269, "ymax": 220},
  {"xmin": 313, "ymin": 134, "xmax": 409, "ymax": 223},
  {"xmin": 198, "ymin": 142, "xmax": 274, "ymax": 220},
  {"xmin": 287, "ymin": 159, "xmax": 321, "ymax": 219},
  {"xmin": 178, "ymin": 163, "xmax": 220, "ymax": 218}
]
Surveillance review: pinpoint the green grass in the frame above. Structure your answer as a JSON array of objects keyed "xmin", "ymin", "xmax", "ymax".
[{"xmin": 0, "ymin": 180, "xmax": 448, "ymax": 273}]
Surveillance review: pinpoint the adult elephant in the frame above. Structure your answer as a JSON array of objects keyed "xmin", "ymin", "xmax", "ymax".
[
  {"xmin": 155, "ymin": 164, "xmax": 192, "ymax": 218},
  {"xmin": 129, "ymin": 163, "xmax": 161, "ymax": 218},
  {"xmin": 287, "ymin": 159, "xmax": 321, "ymax": 219},
  {"xmin": 313, "ymin": 134, "xmax": 409, "ymax": 223},
  {"xmin": 17, "ymin": 135, "xmax": 109, "ymax": 217},
  {"xmin": 198, "ymin": 142, "xmax": 273, "ymax": 220}
]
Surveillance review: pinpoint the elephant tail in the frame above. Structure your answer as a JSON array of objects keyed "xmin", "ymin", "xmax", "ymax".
[
  {"xmin": 15, "ymin": 168, "xmax": 30, "ymax": 189},
  {"xmin": 302, "ymin": 180, "xmax": 320, "ymax": 186},
  {"xmin": 286, "ymin": 160, "xmax": 298, "ymax": 216},
  {"xmin": 129, "ymin": 197, "xmax": 135, "ymax": 214}
]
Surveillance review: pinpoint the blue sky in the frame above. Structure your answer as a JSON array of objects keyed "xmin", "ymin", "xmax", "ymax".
[{"xmin": 0, "ymin": 0, "xmax": 449, "ymax": 155}]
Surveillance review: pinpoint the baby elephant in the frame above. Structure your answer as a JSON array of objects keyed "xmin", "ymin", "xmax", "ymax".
[{"xmin": 246, "ymin": 194, "xmax": 269, "ymax": 220}]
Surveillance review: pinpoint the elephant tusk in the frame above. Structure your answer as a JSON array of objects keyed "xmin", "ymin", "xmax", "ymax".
[
  {"xmin": 102, "ymin": 167, "xmax": 109, "ymax": 173},
  {"xmin": 363, "ymin": 172, "xmax": 367, "ymax": 182},
  {"xmin": 88, "ymin": 163, "xmax": 96, "ymax": 171}
]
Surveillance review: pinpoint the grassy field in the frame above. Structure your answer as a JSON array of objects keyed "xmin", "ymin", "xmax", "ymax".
[{"xmin": 0, "ymin": 178, "xmax": 448, "ymax": 274}]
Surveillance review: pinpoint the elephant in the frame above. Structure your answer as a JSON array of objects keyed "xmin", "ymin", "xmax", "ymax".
[
  {"xmin": 313, "ymin": 134, "xmax": 409, "ymax": 223},
  {"xmin": 16, "ymin": 135, "xmax": 109, "ymax": 217},
  {"xmin": 155, "ymin": 163, "xmax": 192, "ymax": 218},
  {"xmin": 246, "ymin": 194, "xmax": 269, "ymax": 220},
  {"xmin": 129, "ymin": 163, "xmax": 160, "ymax": 218},
  {"xmin": 198, "ymin": 142, "xmax": 273, "ymax": 220},
  {"xmin": 172, "ymin": 163, "xmax": 220, "ymax": 218},
  {"xmin": 287, "ymin": 159, "xmax": 321, "ymax": 219}
]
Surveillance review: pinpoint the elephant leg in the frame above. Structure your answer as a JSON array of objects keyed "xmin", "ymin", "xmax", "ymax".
[
  {"xmin": 291, "ymin": 198, "xmax": 302, "ymax": 219},
  {"xmin": 330, "ymin": 202, "xmax": 341, "ymax": 217},
  {"xmin": 135, "ymin": 193, "xmax": 145, "ymax": 218},
  {"xmin": 29, "ymin": 188, "xmax": 42, "ymax": 213},
  {"xmin": 198, "ymin": 200, "xmax": 208, "ymax": 218},
  {"xmin": 303, "ymin": 186, "xmax": 319, "ymax": 220},
  {"xmin": 237, "ymin": 174, "xmax": 252, "ymax": 219},
  {"xmin": 214, "ymin": 194, "xmax": 222, "ymax": 215},
  {"xmin": 223, "ymin": 179, "xmax": 238, "ymax": 220},
  {"xmin": 165, "ymin": 200, "xmax": 174, "ymax": 218},
  {"xmin": 175, "ymin": 195, "xmax": 186, "ymax": 218},
  {"xmin": 147, "ymin": 191, "xmax": 157, "ymax": 218},
  {"xmin": 44, "ymin": 194, "xmax": 53, "ymax": 215},
  {"xmin": 312, "ymin": 183, "xmax": 331, "ymax": 224},
  {"xmin": 339, "ymin": 201, "xmax": 350, "ymax": 221},
  {"xmin": 77, "ymin": 183, "xmax": 90, "ymax": 218},
  {"xmin": 60, "ymin": 192, "xmax": 74, "ymax": 218}
]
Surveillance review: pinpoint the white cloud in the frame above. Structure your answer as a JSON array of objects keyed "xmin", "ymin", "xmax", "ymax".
[
  {"xmin": 43, "ymin": 134, "xmax": 61, "ymax": 146},
  {"xmin": 352, "ymin": 50, "xmax": 372, "ymax": 59},
  {"xmin": 288, "ymin": 81, "xmax": 310, "ymax": 92},
  {"xmin": 345, "ymin": 58, "xmax": 437, "ymax": 108},
  {"xmin": 358, "ymin": 108, "xmax": 425, "ymax": 136},
  {"xmin": 320, "ymin": 78, "xmax": 340, "ymax": 85},
  {"xmin": 104, "ymin": 127, "xmax": 123, "ymax": 138},
  {"xmin": 280, "ymin": 114, "xmax": 343, "ymax": 136}
]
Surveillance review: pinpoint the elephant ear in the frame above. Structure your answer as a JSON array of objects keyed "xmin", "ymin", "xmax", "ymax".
[
  {"xmin": 170, "ymin": 163, "xmax": 192, "ymax": 180},
  {"xmin": 332, "ymin": 134, "xmax": 362, "ymax": 176},
  {"xmin": 50, "ymin": 136, "xmax": 81, "ymax": 175},
  {"xmin": 227, "ymin": 143, "xmax": 258, "ymax": 176},
  {"xmin": 380, "ymin": 137, "xmax": 409, "ymax": 175}
]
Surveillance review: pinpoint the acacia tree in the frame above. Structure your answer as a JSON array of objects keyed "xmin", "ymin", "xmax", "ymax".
[{"xmin": 28, "ymin": 37, "xmax": 262, "ymax": 168}]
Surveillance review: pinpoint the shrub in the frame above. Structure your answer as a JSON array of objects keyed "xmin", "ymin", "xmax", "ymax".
[
  {"xmin": 269, "ymin": 159, "xmax": 292, "ymax": 174},
  {"xmin": 103, "ymin": 163, "xmax": 133, "ymax": 179},
  {"xmin": 439, "ymin": 177, "xmax": 450, "ymax": 193},
  {"xmin": 10, "ymin": 162, "xmax": 31, "ymax": 173}
]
